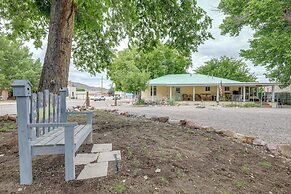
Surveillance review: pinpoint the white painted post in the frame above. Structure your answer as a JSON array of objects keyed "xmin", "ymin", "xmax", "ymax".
[
  {"xmin": 243, "ymin": 86, "xmax": 246, "ymax": 102},
  {"xmin": 151, "ymin": 86, "xmax": 154, "ymax": 102},
  {"xmin": 170, "ymin": 86, "xmax": 172, "ymax": 100},
  {"xmin": 86, "ymin": 113, "xmax": 93, "ymax": 144},
  {"xmin": 59, "ymin": 88, "xmax": 68, "ymax": 122},
  {"xmin": 192, "ymin": 86, "xmax": 196, "ymax": 101},
  {"xmin": 12, "ymin": 80, "xmax": 33, "ymax": 185},
  {"xmin": 65, "ymin": 125, "xmax": 75, "ymax": 181},
  {"xmin": 216, "ymin": 86, "xmax": 220, "ymax": 102},
  {"xmin": 272, "ymin": 85, "xmax": 275, "ymax": 103}
]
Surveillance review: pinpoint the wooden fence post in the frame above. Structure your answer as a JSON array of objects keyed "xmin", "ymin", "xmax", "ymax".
[{"xmin": 12, "ymin": 80, "xmax": 33, "ymax": 185}]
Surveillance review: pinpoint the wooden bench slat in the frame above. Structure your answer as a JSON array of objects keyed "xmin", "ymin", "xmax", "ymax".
[
  {"xmin": 45, "ymin": 125, "xmax": 85, "ymax": 146},
  {"xmin": 31, "ymin": 128, "xmax": 63, "ymax": 145},
  {"xmin": 31, "ymin": 125, "xmax": 86, "ymax": 147},
  {"xmin": 56, "ymin": 125, "xmax": 85, "ymax": 145}
]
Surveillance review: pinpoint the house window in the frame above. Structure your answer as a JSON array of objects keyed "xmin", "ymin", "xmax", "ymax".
[
  {"xmin": 176, "ymin": 87, "xmax": 181, "ymax": 94},
  {"xmin": 225, "ymin": 87, "xmax": 230, "ymax": 91},
  {"xmin": 205, "ymin": 86, "xmax": 210, "ymax": 92},
  {"xmin": 151, "ymin": 86, "xmax": 157, "ymax": 96}
]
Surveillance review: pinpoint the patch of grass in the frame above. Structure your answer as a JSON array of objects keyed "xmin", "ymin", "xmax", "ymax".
[
  {"xmin": 240, "ymin": 164, "xmax": 250, "ymax": 173},
  {"xmin": 126, "ymin": 146, "xmax": 133, "ymax": 158},
  {"xmin": 176, "ymin": 153, "xmax": 183, "ymax": 161},
  {"xmin": 159, "ymin": 148, "xmax": 166, "ymax": 161},
  {"xmin": 0, "ymin": 127, "xmax": 9, "ymax": 132},
  {"xmin": 113, "ymin": 182, "xmax": 126, "ymax": 193},
  {"xmin": 233, "ymin": 179, "xmax": 246, "ymax": 189},
  {"xmin": 259, "ymin": 161, "xmax": 272, "ymax": 169},
  {"xmin": 0, "ymin": 122, "xmax": 16, "ymax": 132},
  {"xmin": 221, "ymin": 191, "xmax": 232, "ymax": 194},
  {"xmin": 160, "ymin": 176, "xmax": 169, "ymax": 185},
  {"xmin": 224, "ymin": 102, "xmax": 261, "ymax": 108}
]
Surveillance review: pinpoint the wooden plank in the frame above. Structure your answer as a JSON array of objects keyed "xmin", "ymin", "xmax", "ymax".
[
  {"xmin": 65, "ymin": 125, "xmax": 75, "ymax": 181},
  {"xmin": 43, "ymin": 90, "xmax": 49, "ymax": 134},
  {"xmin": 59, "ymin": 89, "xmax": 67, "ymax": 122},
  {"xmin": 37, "ymin": 92, "xmax": 43, "ymax": 136},
  {"xmin": 49, "ymin": 93, "xmax": 54, "ymax": 130},
  {"xmin": 47, "ymin": 125, "xmax": 85, "ymax": 146},
  {"xmin": 75, "ymin": 125, "xmax": 92, "ymax": 151},
  {"xmin": 52, "ymin": 95, "xmax": 57, "ymax": 123},
  {"xmin": 32, "ymin": 145, "xmax": 67, "ymax": 156},
  {"xmin": 30, "ymin": 93, "xmax": 37, "ymax": 140},
  {"xmin": 57, "ymin": 95, "xmax": 61, "ymax": 122},
  {"xmin": 31, "ymin": 125, "xmax": 84, "ymax": 146},
  {"xmin": 32, "ymin": 129, "xmax": 64, "ymax": 146},
  {"xmin": 30, "ymin": 127, "xmax": 62, "ymax": 145}
]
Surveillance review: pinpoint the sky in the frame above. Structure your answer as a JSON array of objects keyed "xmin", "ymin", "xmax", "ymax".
[{"xmin": 27, "ymin": 0, "xmax": 268, "ymax": 89}]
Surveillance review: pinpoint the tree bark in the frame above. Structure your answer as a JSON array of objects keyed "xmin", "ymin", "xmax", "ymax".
[{"xmin": 38, "ymin": 0, "xmax": 74, "ymax": 93}]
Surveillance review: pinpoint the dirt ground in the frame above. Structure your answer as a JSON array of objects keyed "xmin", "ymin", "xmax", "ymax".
[{"xmin": 0, "ymin": 110, "xmax": 291, "ymax": 194}]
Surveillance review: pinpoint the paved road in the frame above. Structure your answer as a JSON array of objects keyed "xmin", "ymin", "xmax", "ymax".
[{"xmin": 1, "ymin": 99, "xmax": 291, "ymax": 144}]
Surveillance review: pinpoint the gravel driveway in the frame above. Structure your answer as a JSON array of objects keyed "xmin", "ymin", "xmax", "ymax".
[{"xmin": 103, "ymin": 105, "xmax": 291, "ymax": 145}]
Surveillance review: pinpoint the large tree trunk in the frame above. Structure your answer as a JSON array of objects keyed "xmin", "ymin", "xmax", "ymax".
[{"xmin": 38, "ymin": 0, "xmax": 74, "ymax": 93}]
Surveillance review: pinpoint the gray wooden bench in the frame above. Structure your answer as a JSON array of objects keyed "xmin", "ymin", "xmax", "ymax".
[{"xmin": 12, "ymin": 80, "xmax": 93, "ymax": 185}]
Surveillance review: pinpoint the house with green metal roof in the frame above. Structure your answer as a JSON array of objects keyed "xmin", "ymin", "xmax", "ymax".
[{"xmin": 142, "ymin": 73, "xmax": 278, "ymax": 102}]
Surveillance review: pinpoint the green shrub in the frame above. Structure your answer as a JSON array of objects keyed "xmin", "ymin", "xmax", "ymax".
[
  {"xmin": 224, "ymin": 102, "xmax": 261, "ymax": 108},
  {"xmin": 167, "ymin": 99, "xmax": 176, "ymax": 106},
  {"xmin": 113, "ymin": 182, "xmax": 126, "ymax": 193},
  {"xmin": 134, "ymin": 99, "xmax": 145, "ymax": 105}
]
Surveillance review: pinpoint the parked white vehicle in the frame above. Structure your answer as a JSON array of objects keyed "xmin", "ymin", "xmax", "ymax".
[{"xmin": 91, "ymin": 95, "xmax": 106, "ymax": 101}]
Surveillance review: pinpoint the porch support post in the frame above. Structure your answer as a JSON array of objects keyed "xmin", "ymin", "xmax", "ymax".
[
  {"xmin": 243, "ymin": 86, "xmax": 246, "ymax": 102},
  {"xmin": 216, "ymin": 85, "xmax": 220, "ymax": 102},
  {"xmin": 271, "ymin": 85, "xmax": 275, "ymax": 103},
  {"xmin": 151, "ymin": 86, "xmax": 154, "ymax": 101},
  {"xmin": 169, "ymin": 86, "xmax": 172, "ymax": 100},
  {"xmin": 192, "ymin": 86, "xmax": 195, "ymax": 101}
]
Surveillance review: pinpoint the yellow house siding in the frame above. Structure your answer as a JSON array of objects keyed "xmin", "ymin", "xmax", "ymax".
[{"xmin": 141, "ymin": 85, "xmax": 240, "ymax": 101}]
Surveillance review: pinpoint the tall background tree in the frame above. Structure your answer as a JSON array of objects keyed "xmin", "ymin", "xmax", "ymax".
[
  {"xmin": 0, "ymin": 0, "xmax": 212, "ymax": 93},
  {"xmin": 0, "ymin": 35, "xmax": 42, "ymax": 92},
  {"xmin": 219, "ymin": 0, "xmax": 291, "ymax": 86},
  {"xmin": 108, "ymin": 44, "xmax": 191, "ymax": 96},
  {"xmin": 195, "ymin": 56, "xmax": 256, "ymax": 82}
]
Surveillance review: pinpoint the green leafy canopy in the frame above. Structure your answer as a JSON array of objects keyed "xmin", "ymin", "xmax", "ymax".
[
  {"xmin": 109, "ymin": 44, "xmax": 191, "ymax": 93},
  {"xmin": 0, "ymin": 35, "xmax": 42, "ymax": 91},
  {"xmin": 0, "ymin": 0, "xmax": 212, "ymax": 74},
  {"xmin": 219, "ymin": 0, "xmax": 291, "ymax": 86},
  {"xmin": 195, "ymin": 56, "xmax": 257, "ymax": 82}
]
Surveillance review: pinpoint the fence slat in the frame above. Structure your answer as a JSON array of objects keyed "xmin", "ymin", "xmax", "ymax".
[
  {"xmin": 49, "ymin": 93, "xmax": 54, "ymax": 129},
  {"xmin": 57, "ymin": 95, "xmax": 61, "ymax": 122},
  {"xmin": 37, "ymin": 92, "xmax": 43, "ymax": 136},
  {"xmin": 30, "ymin": 93, "xmax": 37, "ymax": 140},
  {"xmin": 43, "ymin": 90, "xmax": 49, "ymax": 134},
  {"xmin": 52, "ymin": 94, "xmax": 56, "ymax": 123}
]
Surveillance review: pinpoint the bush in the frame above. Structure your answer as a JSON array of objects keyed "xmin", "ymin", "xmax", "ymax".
[
  {"xmin": 167, "ymin": 99, "xmax": 176, "ymax": 106},
  {"xmin": 134, "ymin": 99, "xmax": 145, "ymax": 105},
  {"xmin": 224, "ymin": 102, "xmax": 261, "ymax": 108}
]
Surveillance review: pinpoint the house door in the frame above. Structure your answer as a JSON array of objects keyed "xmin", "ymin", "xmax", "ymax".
[{"xmin": 175, "ymin": 87, "xmax": 181, "ymax": 101}]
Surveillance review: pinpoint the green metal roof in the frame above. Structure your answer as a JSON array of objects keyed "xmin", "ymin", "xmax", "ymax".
[{"xmin": 148, "ymin": 74, "xmax": 243, "ymax": 86}]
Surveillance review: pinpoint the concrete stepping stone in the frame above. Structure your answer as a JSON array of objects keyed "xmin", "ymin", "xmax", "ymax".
[
  {"xmin": 74, "ymin": 153, "xmax": 99, "ymax": 165},
  {"xmin": 97, "ymin": 150, "xmax": 121, "ymax": 163},
  {"xmin": 77, "ymin": 162, "xmax": 108, "ymax": 180},
  {"xmin": 91, "ymin": 143, "xmax": 112, "ymax": 153}
]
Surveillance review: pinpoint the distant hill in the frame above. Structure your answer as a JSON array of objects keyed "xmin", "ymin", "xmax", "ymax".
[{"xmin": 68, "ymin": 81, "xmax": 108, "ymax": 92}]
